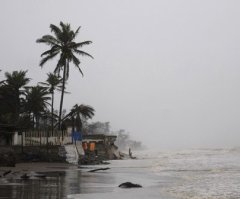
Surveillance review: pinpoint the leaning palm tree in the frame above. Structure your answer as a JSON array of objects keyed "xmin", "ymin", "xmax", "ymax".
[
  {"xmin": 36, "ymin": 22, "xmax": 93, "ymax": 129},
  {"xmin": 39, "ymin": 73, "xmax": 62, "ymax": 135},
  {"xmin": 62, "ymin": 104, "xmax": 95, "ymax": 133}
]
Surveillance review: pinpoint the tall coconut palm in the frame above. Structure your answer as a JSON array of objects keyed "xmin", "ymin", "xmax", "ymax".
[
  {"xmin": 36, "ymin": 22, "xmax": 93, "ymax": 129},
  {"xmin": 1, "ymin": 70, "xmax": 30, "ymax": 123},
  {"xmin": 39, "ymin": 73, "xmax": 62, "ymax": 135}
]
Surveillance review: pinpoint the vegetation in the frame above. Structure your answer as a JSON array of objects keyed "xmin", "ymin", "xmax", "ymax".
[
  {"xmin": 0, "ymin": 22, "xmax": 94, "ymax": 135},
  {"xmin": 0, "ymin": 70, "xmax": 30, "ymax": 126},
  {"xmin": 0, "ymin": 70, "xmax": 96, "ymax": 137},
  {"xmin": 0, "ymin": 71, "xmax": 30, "ymax": 124},
  {"xmin": 0, "ymin": 21, "xmax": 142, "ymax": 151},
  {"xmin": 24, "ymin": 85, "xmax": 50, "ymax": 129},
  {"xmin": 62, "ymin": 104, "xmax": 95, "ymax": 133},
  {"xmin": 36, "ymin": 21, "xmax": 93, "ymax": 129},
  {"xmin": 39, "ymin": 73, "xmax": 62, "ymax": 135}
]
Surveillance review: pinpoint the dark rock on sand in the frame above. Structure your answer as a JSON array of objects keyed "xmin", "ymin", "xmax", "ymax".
[{"xmin": 119, "ymin": 182, "xmax": 142, "ymax": 188}]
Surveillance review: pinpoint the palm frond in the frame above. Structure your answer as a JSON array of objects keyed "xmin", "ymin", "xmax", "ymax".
[
  {"xmin": 50, "ymin": 24, "xmax": 62, "ymax": 41},
  {"xmin": 71, "ymin": 55, "xmax": 83, "ymax": 76},
  {"xmin": 73, "ymin": 26, "xmax": 81, "ymax": 39},
  {"xmin": 41, "ymin": 46, "xmax": 60, "ymax": 57},
  {"xmin": 74, "ymin": 49, "xmax": 94, "ymax": 59},
  {"xmin": 72, "ymin": 54, "xmax": 80, "ymax": 66},
  {"xmin": 40, "ymin": 51, "xmax": 59, "ymax": 67},
  {"xmin": 54, "ymin": 54, "xmax": 65, "ymax": 75},
  {"xmin": 54, "ymin": 65, "xmax": 63, "ymax": 77},
  {"xmin": 36, "ymin": 35, "xmax": 60, "ymax": 46},
  {"xmin": 79, "ymin": 104, "xmax": 95, "ymax": 119},
  {"xmin": 73, "ymin": 41, "xmax": 92, "ymax": 48}
]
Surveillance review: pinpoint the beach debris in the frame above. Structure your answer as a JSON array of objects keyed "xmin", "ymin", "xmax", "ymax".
[
  {"xmin": 118, "ymin": 182, "xmax": 142, "ymax": 188},
  {"xmin": 0, "ymin": 170, "xmax": 12, "ymax": 178},
  {"xmin": 88, "ymin": 167, "xmax": 110, "ymax": 172},
  {"xmin": 33, "ymin": 172, "xmax": 47, "ymax": 178},
  {"xmin": 129, "ymin": 148, "xmax": 136, "ymax": 159},
  {"xmin": 1, "ymin": 170, "xmax": 11, "ymax": 177}
]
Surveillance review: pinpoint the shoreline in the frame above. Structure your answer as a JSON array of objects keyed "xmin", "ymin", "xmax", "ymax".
[
  {"xmin": 0, "ymin": 162, "xmax": 77, "ymax": 172},
  {"xmin": 0, "ymin": 158, "xmax": 177, "ymax": 199}
]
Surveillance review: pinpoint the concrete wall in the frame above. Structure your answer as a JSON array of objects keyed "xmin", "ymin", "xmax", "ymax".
[
  {"xmin": 13, "ymin": 133, "xmax": 73, "ymax": 146},
  {"xmin": 12, "ymin": 145, "xmax": 66, "ymax": 163}
]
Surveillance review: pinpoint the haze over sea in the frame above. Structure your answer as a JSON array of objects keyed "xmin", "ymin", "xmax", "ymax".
[{"xmin": 1, "ymin": 1, "xmax": 240, "ymax": 150}]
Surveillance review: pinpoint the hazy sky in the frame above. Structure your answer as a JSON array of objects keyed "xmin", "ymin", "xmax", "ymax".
[{"xmin": 1, "ymin": 0, "xmax": 240, "ymax": 149}]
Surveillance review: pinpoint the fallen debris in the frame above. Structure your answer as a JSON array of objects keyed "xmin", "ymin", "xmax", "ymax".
[
  {"xmin": 119, "ymin": 182, "xmax": 142, "ymax": 188},
  {"xmin": 88, "ymin": 167, "xmax": 110, "ymax": 172},
  {"xmin": 33, "ymin": 172, "xmax": 47, "ymax": 178},
  {"xmin": 129, "ymin": 148, "xmax": 137, "ymax": 159},
  {"xmin": 2, "ymin": 170, "xmax": 11, "ymax": 177}
]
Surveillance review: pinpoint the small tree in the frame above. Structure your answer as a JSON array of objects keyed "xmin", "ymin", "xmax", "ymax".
[
  {"xmin": 0, "ymin": 70, "xmax": 30, "ymax": 124},
  {"xmin": 62, "ymin": 104, "xmax": 95, "ymax": 136},
  {"xmin": 25, "ymin": 86, "xmax": 50, "ymax": 129},
  {"xmin": 39, "ymin": 73, "xmax": 62, "ymax": 135}
]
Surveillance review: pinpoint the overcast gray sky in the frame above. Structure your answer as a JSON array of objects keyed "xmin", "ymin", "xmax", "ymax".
[{"xmin": 1, "ymin": 0, "xmax": 240, "ymax": 149}]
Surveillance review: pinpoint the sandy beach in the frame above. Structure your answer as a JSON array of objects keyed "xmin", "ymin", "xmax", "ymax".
[{"xmin": 0, "ymin": 156, "xmax": 176, "ymax": 199}]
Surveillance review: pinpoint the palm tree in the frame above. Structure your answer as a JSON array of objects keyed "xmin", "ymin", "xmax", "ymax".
[
  {"xmin": 0, "ymin": 84, "xmax": 15, "ymax": 123},
  {"xmin": 25, "ymin": 86, "xmax": 50, "ymax": 129},
  {"xmin": 1, "ymin": 70, "xmax": 30, "ymax": 124},
  {"xmin": 39, "ymin": 73, "xmax": 62, "ymax": 135},
  {"xmin": 36, "ymin": 22, "xmax": 93, "ymax": 129},
  {"xmin": 62, "ymin": 104, "xmax": 95, "ymax": 138}
]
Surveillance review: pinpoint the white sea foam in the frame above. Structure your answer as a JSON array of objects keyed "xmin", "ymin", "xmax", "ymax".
[
  {"xmin": 149, "ymin": 148, "xmax": 240, "ymax": 199},
  {"xmin": 68, "ymin": 148, "xmax": 240, "ymax": 199}
]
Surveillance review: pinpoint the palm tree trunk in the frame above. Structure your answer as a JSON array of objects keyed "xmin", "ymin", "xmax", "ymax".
[
  {"xmin": 71, "ymin": 116, "xmax": 75, "ymax": 144},
  {"xmin": 51, "ymin": 91, "xmax": 54, "ymax": 136},
  {"xmin": 58, "ymin": 60, "xmax": 67, "ymax": 130},
  {"xmin": 15, "ymin": 90, "xmax": 20, "ymax": 124},
  {"xmin": 32, "ymin": 114, "xmax": 35, "ymax": 130}
]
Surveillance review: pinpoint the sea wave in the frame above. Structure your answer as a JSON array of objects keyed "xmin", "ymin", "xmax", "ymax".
[{"xmin": 144, "ymin": 148, "xmax": 240, "ymax": 199}]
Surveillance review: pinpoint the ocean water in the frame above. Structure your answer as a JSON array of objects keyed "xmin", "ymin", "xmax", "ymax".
[
  {"xmin": 155, "ymin": 148, "xmax": 240, "ymax": 199},
  {"xmin": 1, "ymin": 148, "xmax": 240, "ymax": 199},
  {"xmin": 70, "ymin": 148, "xmax": 240, "ymax": 199},
  {"xmin": 146, "ymin": 148, "xmax": 240, "ymax": 199}
]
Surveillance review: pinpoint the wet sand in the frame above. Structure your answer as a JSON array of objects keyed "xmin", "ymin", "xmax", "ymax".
[
  {"xmin": 0, "ymin": 162, "xmax": 77, "ymax": 173},
  {"xmin": 0, "ymin": 160, "xmax": 175, "ymax": 199}
]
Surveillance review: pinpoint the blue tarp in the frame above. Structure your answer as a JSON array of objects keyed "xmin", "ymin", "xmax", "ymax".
[{"xmin": 72, "ymin": 131, "xmax": 82, "ymax": 141}]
